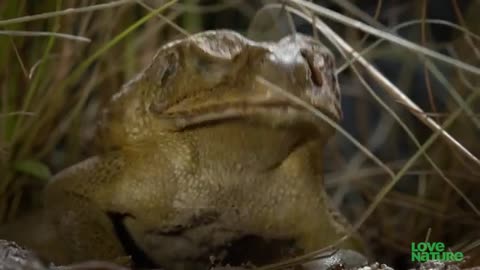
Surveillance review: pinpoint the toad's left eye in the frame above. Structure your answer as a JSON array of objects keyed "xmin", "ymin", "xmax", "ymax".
[
  {"xmin": 300, "ymin": 49, "xmax": 323, "ymax": 88},
  {"xmin": 146, "ymin": 50, "xmax": 179, "ymax": 88},
  {"xmin": 159, "ymin": 51, "xmax": 179, "ymax": 87}
]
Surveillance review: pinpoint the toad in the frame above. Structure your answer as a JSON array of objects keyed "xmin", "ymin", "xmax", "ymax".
[{"xmin": 1, "ymin": 30, "xmax": 364, "ymax": 270}]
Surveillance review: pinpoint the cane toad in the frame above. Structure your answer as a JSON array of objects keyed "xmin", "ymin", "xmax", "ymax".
[{"xmin": 1, "ymin": 30, "xmax": 364, "ymax": 269}]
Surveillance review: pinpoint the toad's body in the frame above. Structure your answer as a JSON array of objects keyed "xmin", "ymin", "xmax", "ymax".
[{"xmin": 1, "ymin": 31, "xmax": 363, "ymax": 269}]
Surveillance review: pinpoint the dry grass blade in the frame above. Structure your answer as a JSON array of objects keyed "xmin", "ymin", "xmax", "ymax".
[
  {"xmin": 0, "ymin": 112, "xmax": 35, "ymax": 118},
  {"xmin": 172, "ymin": 0, "xmax": 243, "ymax": 13},
  {"xmin": 8, "ymin": 37, "xmax": 28, "ymax": 78},
  {"xmin": 0, "ymin": 0, "xmax": 135, "ymax": 26},
  {"xmin": 451, "ymin": 0, "xmax": 480, "ymax": 59},
  {"xmin": 424, "ymin": 59, "xmax": 480, "ymax": 129},
  {"xmin": 135, "ymin": 0, "xmax": 190, "ymax": 37},
  {"xmin": 331, "ymin": 0, "xmax": 385, "ymax": 30},
  {"xmin": 0, "ymin": 30, "xmax": 90, "ymax": 42}
]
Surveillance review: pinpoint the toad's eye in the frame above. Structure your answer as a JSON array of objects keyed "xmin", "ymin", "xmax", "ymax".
[
  {"xmin": 146, "ymin": 50, "xmax": 179, "ymax": 88},
  {"xmin": 159, "ymin": 51, "xmax": 179, "ymax": 87},
  {"xmin": 300, "ymin": 49, "xmax": 323, "ymax": 88},
  {"xmin": 160, "ymin": 62, "xmax": 177, "ymax": 87}
]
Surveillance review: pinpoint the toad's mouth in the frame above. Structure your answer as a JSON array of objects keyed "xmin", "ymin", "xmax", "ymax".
[{"xmin": 151, "ymin": 99, "xmax": 338, "ymax": 134}]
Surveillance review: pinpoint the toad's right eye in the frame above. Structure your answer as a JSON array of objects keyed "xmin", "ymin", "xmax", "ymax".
[
  {"xmin": 146, "ymin": 50, "xmax": 179, "ymax": 88},
  {"xmin": 300, "ymin": 49, "xmax": 323, "ymax": 88},
  {"xmin": 159, "ymin": 51, "xmax": 179, "ymax": 87}
]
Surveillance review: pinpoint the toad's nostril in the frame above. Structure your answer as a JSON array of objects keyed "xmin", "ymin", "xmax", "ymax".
[{"xmin": 300, "ymin": 49, "xmax": 323, "ymax": 88}]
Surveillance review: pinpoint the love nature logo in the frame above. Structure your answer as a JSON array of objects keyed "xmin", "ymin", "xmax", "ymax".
[{"xmin": 411, "ymin": 242, "xmax": 464, "ymax": 262}]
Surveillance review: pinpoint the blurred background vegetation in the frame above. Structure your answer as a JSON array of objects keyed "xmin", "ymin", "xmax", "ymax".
[{"xmin": 0, "ymin": 0, "xmax": 479, "ymax": 268}]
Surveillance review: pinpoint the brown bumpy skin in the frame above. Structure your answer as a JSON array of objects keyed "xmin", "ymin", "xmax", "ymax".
[{"xmin": 0, "ymin": 30, "xmax": 364, "ymax": 270}]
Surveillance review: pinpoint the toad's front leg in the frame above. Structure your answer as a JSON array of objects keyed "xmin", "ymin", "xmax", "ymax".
[
  {"xmin": 44, "ymin": 191, "xmax": 127, "ymax": 264},
  {"xmin": 0, "ymin": 170, "xmax": 127, "ymax": 265},
  {"xmin": 41, "ymin": 158, "xmax": 128, "ymax": 265}
]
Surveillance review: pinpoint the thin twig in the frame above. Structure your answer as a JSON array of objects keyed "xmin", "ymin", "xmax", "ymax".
[
  {"xmin": 135, "ymin": 0, "xmax": 190, "ymax": 37},
  {"xmin": 0, "ymin": 112, "xmax": 36, "ymax": 118},
  {"xmin": 0, "ymin": 30, "xmax": 90, "ymax": 42},
  {"xmin": 0, "ymin": 0, "xmax": 135, "ymax": 26},
  {"xmin": 8, "ymin": 37, "xmax": 28, "ymax": 78}
]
